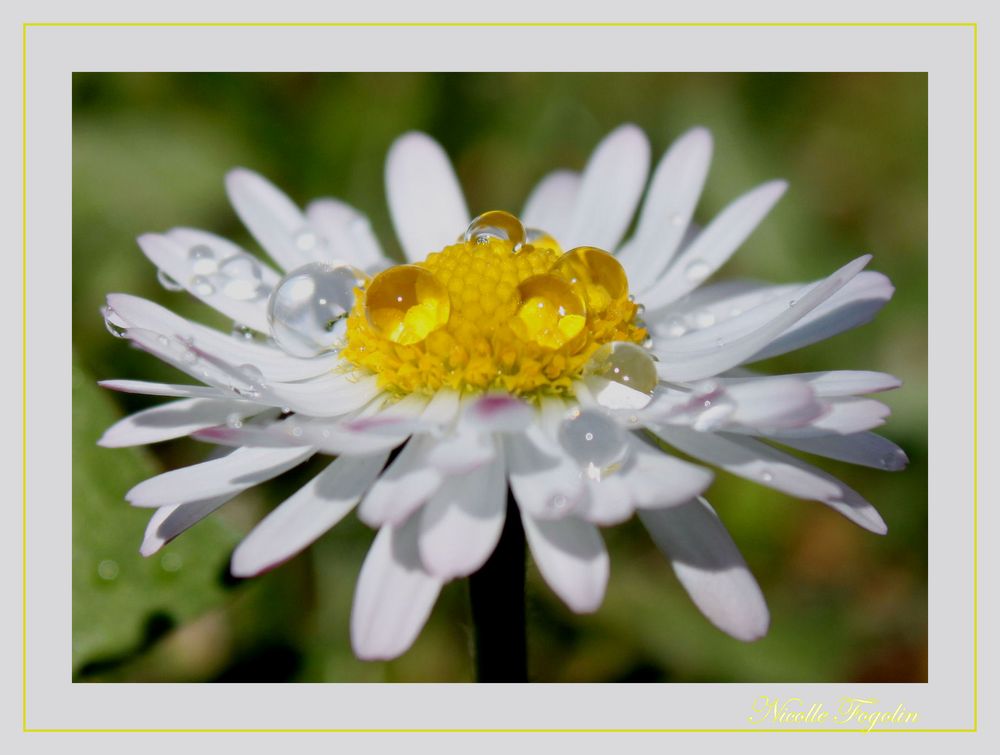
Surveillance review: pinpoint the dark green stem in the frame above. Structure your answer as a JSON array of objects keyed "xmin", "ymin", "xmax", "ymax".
[{"xmin": 468, "ymin": 492, "xmax": 528, "ymax": 682}]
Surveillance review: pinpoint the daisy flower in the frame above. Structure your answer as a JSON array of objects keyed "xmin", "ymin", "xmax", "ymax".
[{"xmin": 98, "ymin": 124, "xmax": 905, "ymax": 664}]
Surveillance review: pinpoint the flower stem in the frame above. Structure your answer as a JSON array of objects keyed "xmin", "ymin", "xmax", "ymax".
[{"xmin": 468, "ymin": 492, "xmax": 527, "ymax": 682}]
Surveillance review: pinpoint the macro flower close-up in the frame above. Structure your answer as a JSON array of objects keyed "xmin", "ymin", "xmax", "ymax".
[{"xmin": 96, "ymin": 118, "xmax": 905, "ymax": 670}]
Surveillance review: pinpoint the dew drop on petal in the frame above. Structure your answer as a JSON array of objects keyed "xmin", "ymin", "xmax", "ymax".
[
  {"xmin": 586, "ymin": 342, "xmax": 658, "ymax": 408},
  {"xmin": 665, "ymin": 318, "xmax": 687, "ymax": 337},
  {"xmin": 669, "ymin": 212, "xmax": 686, "ymax": 227},
  {"xmin": 760, "ymin": 468, "xmax": 775, "ymax": 483},
  {"xmin": 693, "ymin": 310, "xmax": 716, "ymax": 329},
  {"xmin": 189, "ymin": 275, "xmax": 215, "ymax": 297},
  {"xmin": 683, "ymin": 259, "xmax": 711, "ymax": 283},
  {"xmin": 293, "ymin": 227, "xmax": 320, "ymax": 252},
  {"xmin": 365, "ymin": 265, "xmax": 450, "ymax": 346},
  {"xmin": 156, "ymin": 269, "xmax": 185, "ymax": 292},
  {"xmin": 188, "ymin": 244, "xmax": 218, "ymax": 275},
  {"xmin": 225, "ymin": 412, "xmax": 243, "ymax": 429},
  {"xmin": 218, "ymin": 253, "xmax": 265, "ymax": 301},
  {"xmin": 230, "ymin": 322, "xmax": 256, "ymax": 341},
  {"xmin": 269, "ymin": 262, "xmax": 367, "ymax": 357},
  {"xmin": 101, "ymin": 306, "xmax": 127, "ymax": 338},
  {"xmin": 547, "ymin": 494, "xmax": 569, "ymax": 513},
  {"xmin": 550, "ymin": 247, "xmax": 628, "ymax": 314},
  {"xmin": 463, "ymin": 210, "xmax": 526, "ymax": 247},
  {"xmin": 557, "ymin": 409, "xmax": 628, "ymax": 480}
]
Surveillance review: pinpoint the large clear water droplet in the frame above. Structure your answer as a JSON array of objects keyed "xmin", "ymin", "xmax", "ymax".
[
  {"xmin": 101, "ymin": 306, "xmax": 127, "ymax": 338},
  {"xmin": 586, "ymin": 342, "xmax": 658, "ymax": 410},
  {"xmin": 557, "ymin": 409, "xmax": 628, "ymax": 480},
  {"xmin": 463, "ymin": 210, "xmax": 526, "ymax": 247},
  {"xmin": 189, "ymin": 275, "xmax": 215, "ymax": 296},
  {"xmin": 268, "ymin": 262, "xmax": 366, "ymax": 358}
]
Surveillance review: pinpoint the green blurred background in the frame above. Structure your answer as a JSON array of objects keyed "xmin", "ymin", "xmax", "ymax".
[{"xmin": 72, "ymin": 72, "xmax": 927, "ymax": 683}]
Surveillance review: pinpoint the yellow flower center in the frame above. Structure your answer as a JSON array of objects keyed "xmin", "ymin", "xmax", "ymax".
[{"xmin": 339, "ymin": 211, "xmax": 648, "ymax": 397}]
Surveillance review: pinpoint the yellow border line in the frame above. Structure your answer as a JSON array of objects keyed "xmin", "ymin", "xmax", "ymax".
[{"xmin": 27, "ymin": 20, "xmax": 978, "ymax": 734}]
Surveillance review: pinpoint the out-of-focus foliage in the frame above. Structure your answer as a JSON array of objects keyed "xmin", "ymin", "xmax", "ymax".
[{"xmin": 73, "ymin": 72, "xmax": 927, "ymax": 682}]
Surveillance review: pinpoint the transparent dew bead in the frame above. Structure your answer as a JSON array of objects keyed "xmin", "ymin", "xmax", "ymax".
[
  {"xmin": 557, "ymin": 409, "xmax": 628, "ymax": 481},
  {"xmin": 188, "ymin": 244, "xmax": 219, "ymax": 275},
  {"xmin": 156, "ymin": 269, "xmax": 185, "ymax": 292},
  {"xmin": 268, "ymin": 262, "xmax": 367, "ymax": 358},
  {"xmin": 365, "ymin": 264, "xmax": 450, "ymax": 346},
  {"xmin": 550, "ymin": 247, "xmax": 629, "ymax": 315},
  {"xmin": 515, "ymin": 274, "xmax": 587, "ymax": 350},
  {"xmin": 189, "ymin": 275, "xmax": 215, "ymax": 296},
  {"xmin": 587, "ymin": 342, "xmax": 658, "ymax": 396},
  {"xmin": 463, "ymin": 210, "xmax": 526, "ymax": 248},
  {"xmin": 218, "ymin": 253, "xmax": 265, "ymax": 301},
  {"xmin": 683, "ymin": 259, "xmax": 712, "ymax": 283}
]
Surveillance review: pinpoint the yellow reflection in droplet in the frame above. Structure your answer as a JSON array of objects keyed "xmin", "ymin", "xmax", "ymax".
[
  {"xmin": 365, "ymin": 265, "xmax": 450, "ymax": 345},
  {"xmin": 516, "ymin": 274, "xmax": 587, "ymax": 350},
  {"xmin": 550, "ymin": 246, "xmax": 628, "ymax": 315}
]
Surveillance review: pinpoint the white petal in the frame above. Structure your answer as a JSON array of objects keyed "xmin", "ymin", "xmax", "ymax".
[
  {"xmin": 107, "ymin": 293, "xmax": 342, "ymax": 382},
  {"xmin": 722, "ymin": 377, "xmax": 825, "ymax": 430},
  {"xmin": 418, "ymin": 447, "xmax": 507, "ymax": 579},
  {"xmin": 777, "ymin": 432, "xmax": 908, "ymax": 471},
  {"xmin": 263, "ymin": 374, "xmax": 383, "ymax": 417},
  {"xmin": 653, "ymin": 426, "xmax": 887, "ymax": 534},
  {"xmin": 747, "ymin": 271, "xmax": 894, "ymax": 362},
  {"xmin": 639, "ymin": 499, "xmax": 769, "ymax": 641},
  {"xmin": 522, "ymin": 513, "xmax": 609, "ymax": 613},
  {"xmin": 639, "ymin": 180, "xmax": 787, "ymax": 307},
  {"xmin": 98, "ymin": 379, "xmax": 232, "ymax": 400},
  {"xmin": 580, "ymin": 476, "xmax": 633, "ymax": 526},
  {"xmin": 359, "ymin": 435, "xmax": 445, "ymax": 526},
  {"xmin": 617, "ymin": 127, "xmax": 713, "ymax": 281},
  {"xmin": 304, "ymin": 198, "xmax": 389, "ymax": 272},
  {"xmin": 99, "ymin": 397, "xmax": 258, "ymax": 447},
  {"xmin": 506, "ymin": 425, "xmax": 587, "ymax": 519},
  {"xmin": 385, "ymin": 132, "xmax": 469, "ymax": 262},
  {"xmin": 622, "ymin": 434, "xmax": 714, "ymax": 508},
  {"xmin": 520, "ymin": 169, "xmax": 580, "ymax": 242},
  {"xmin": 231, "ymin": 453, "xmax": 389, "ymax": 577},
  {"xmin": 126, "ymin": 445, "xmax": 314, "ymax": 508},
  {"xmin": 654, "ymin": 256, "xmax": 871, "ymax": 383},
  {"xmin": 350, "ymin": 517, "xmax": 443, "ymax": 660},
  {"xmin": 716, "ymin": 370, "xmax": 901, "ymax": 398},
  {"xmin": 225, "ymin": 168, "xmax": 319, "ymax": 272},
  {"xmin": 140, "ymin": 494, "xmax": 234, "ymax": 557},
  {"xmin": 563, "ymin": 124, "xmax": 650, "ymax": 251},
  {"xmin": 137, "ymin": 231, "xmax": 279, "ymax": 333},
  {"xmin": 463, "ymin": 394, "xmax": 535, "ymax": 434},
  {"xmin": 757, "ymin": 397, "xmax": 891, "ymax": 438}
]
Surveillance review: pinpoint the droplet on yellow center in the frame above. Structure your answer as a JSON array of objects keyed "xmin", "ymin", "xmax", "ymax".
[
  {"xmin": 364, "ymin": 265, "xmax": 450, "ymax": 345},
  {"xmin": 464, "ymin": 210, "xmax": 526, "ymax": 248},
  {"xmin": 516, "ymin": 274, "xmax": 587, "ymax": 350},
  {"xmin": 550, "ymin": 246, "xmax": 628, "ymax": 314}
]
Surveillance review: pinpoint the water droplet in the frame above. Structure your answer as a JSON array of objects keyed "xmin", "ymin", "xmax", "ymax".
[
  {"xmin": 157, "ymin": 335, "xmax": 169, "ymax": 347},
  {"xmin": 269, "ymin": 262, "xmax": 367, "ymax": 357},
  {"xmin": 693, "ymin": 309, "xmax": 716, "ymax": 329},
  {"xmin": 879, "ymin": 449, "xmax": 907, "ymax": 470},
  {"xmin": 548, "ymin": 494, "xmax": 569, "ymax": 512},
  {"xmin": 714, "ymin": 338, "xmax": 724, "ymax": 348},
  {"xmin": 291, "ymin": 426, "xmax": 304, "ymax": 438},
  {"xmin": 550, "ymin": 247, "xmax": 628, "ymax": 315},
  {"xmin": 463, "ymin": 210, "xmax": 526, "ymax": 247},
  {"xmin": 189, "ymin": 275, "xmax": 215, "ymax": 296},
  {"xmin": 188, "ymin": 244, "xmax": 218, "ymax": 275},
  {"xmin": 225, "ymin": 412, "xmax": 244, "ymax": 429},
  {"xmin": 525, "ymin": 227, "xmax": 558, "ymax": 249},
  {"xmin": 760, "ymin": 468, "xmax": 774, "ymax": 483},
  {"xmin": 557, "ymin": 409, "xmax": 628, "ymax": 480},
  {"xmin": 728, "ymin": 307, "xmax": 743, "ymax": 318},
  {"xmin": 218, "ymin": 254, "xmax": 265, "ymax": 301},
  {"xmin": 294, "ymin": 227, "xmax": 320, "ymax": 252},
  {"xmin": 587, "ymin": 342, "xmax": 658, "ymax": 409},
  {"xmin": 160, "ymin": 552, "xmax": 183, "ymax": 572},
  {"xmin": 102, "ymin": 306, "xmax": 127, "ymax": 338},
  {"xmin": 97, "ymin": 559, "xmax": 119, "ymax": 581},
  {"xmin": 665, "ymin": 318, "xmax": 687, "ymax": 337},
  {"xmin": 181, "ymin": 347, "xmax": 198, "ymax": 364},
  {"xmin": 515, "ymin": 274, "xmax": 586, "ymax": 350},
  {"xmin": 230, "ymin": 323, "xmax": 256, "ymax": 341},
  {"xmin": 156, "ymin": 269, "xmax": 185, "ymax": 291},
  {"xmin": 234, "ymin": 363, "xmax": 265, "ymax": 398},
  {"xmin": 683, "ymin": 259, "xmax": 711, "ymax": 283},
  {"xmin": 669, "ymin": 212, "xmax": 686, "ymax": 227},
  {"xmin": 365, "ymin": 264, "xmax": 450, "ymax": 346},
  {"xmin": 788, "ymin": 298, "xmax": 798, "ymax": 308}
]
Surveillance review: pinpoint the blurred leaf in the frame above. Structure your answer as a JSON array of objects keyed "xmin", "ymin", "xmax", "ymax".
[{"xmin": 72, "ymin": 354, "xmax": 240, "ymax": 675}]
